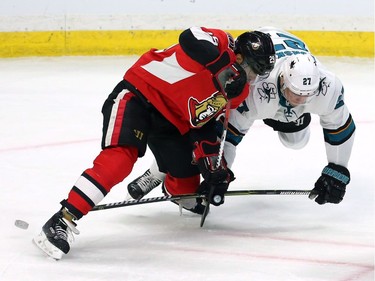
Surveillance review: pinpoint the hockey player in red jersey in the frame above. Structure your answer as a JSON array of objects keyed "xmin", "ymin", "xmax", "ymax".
[
  {"xmin": 33, "ymin": 27, "xmax": 254, "ymax": 260},
  {"xmin": 127, "ymin": 30, "xmax": 277, "ymax": 200}
]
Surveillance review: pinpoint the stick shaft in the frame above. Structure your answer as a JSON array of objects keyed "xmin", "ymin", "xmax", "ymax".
[{"xmin": 91, "ymin": 189, "xmax": 311, "ymax": 211}]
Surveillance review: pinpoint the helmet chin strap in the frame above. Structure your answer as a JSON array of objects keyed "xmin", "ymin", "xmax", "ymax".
[{"xmin": 279, "ymin": 74, "xmax": 287, "ymax": 95}]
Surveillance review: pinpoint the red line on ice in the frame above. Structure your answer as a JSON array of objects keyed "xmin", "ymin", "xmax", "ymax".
[{"xmin": 0, "ymin": 138, "xmax": 99, "ymax": 153}]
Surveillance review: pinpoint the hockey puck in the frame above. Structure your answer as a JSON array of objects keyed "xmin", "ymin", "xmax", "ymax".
[{"xmin": 15, "ymin": 219, "xmax": 29, "ymax": 230}]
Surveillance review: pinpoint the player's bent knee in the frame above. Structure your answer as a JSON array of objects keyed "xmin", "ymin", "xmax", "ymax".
[{"xmin": 164, "ymin": 174, "xmax": 200, "ymax": 195}]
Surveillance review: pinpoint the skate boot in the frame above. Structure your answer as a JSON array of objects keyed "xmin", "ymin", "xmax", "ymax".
[
  {"xmin": 161, "ymin": 182, "xmax": 206, "ymax": 215},
  {"xmin": 33, "ymin": 209, "xmax": 79, "ymax": 260},
  {"xmin": 127, "ymin": 169, "xmax": 163, "ymax": 200}
]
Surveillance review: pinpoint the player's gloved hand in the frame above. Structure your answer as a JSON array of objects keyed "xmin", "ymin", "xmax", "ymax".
[
  {"xmin": 193, "ymin": 140, "xmax": 234, "ymax": 206},
  {"xmin": 198, "ymin": 170, "xmax": 234, "ymax": 206},
  {"xmin": 193, "ymin": 140, "xmax": 229, "ymax": 184},
  {"xmin": 223, "ymin": 62, "xmax": 247, "ymax": 99},
  {"xmin": 206, "ymin": 52, "xmax": 247, "ymax": 99},
  {"xmin": 309, "ymin": 163, "xmax": 350, "ymax": 205}
]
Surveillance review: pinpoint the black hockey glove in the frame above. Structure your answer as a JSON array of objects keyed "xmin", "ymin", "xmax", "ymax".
[
  {"xmin": 193, "ymin": 140, "xmax": 234, "ymax": 206},
  {"xmin": 206, "ymin": 52, "xmax": 247, "ymax": 99},
  {"xmin": 193, "ymin": 140, "xmax": 229, "ymax": 184},
  {"xmin": 198, "ymin": 170, "xmax": 234, "ymax": 206},
  {"xmin": 309, "ymin": 163, "xmax": 350, "ymax": 205},
  {"xmin": 222, "ymin": 62, "xmax": 247, "ymax": 99}
]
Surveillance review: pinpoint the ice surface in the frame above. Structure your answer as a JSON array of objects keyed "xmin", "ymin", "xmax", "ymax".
[{"xmin": 0, "ymin": 56, "xmax": 373, "ymax": 281}]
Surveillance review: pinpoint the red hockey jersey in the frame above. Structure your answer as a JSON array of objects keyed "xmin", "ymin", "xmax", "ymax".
[{"xmin": 124, "ymin": 27, "xmax": 249, "ymax": 135}]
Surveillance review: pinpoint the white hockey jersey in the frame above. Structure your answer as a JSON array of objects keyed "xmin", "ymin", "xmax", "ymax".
[{"xmin": 223, "ymin": 27, "xmax": 356, "ymax": 169}]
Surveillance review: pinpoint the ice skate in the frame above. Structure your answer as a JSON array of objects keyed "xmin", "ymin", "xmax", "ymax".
[
  {"xmin": 171, "ymin": 197, "xmax": 206, "ymax": 215},
  {"xmin": 33, "ymin": 209, "xmax": 79, "ymax": 260},
  {"xmin": 127, "ymin": 169, "xmax": 163, "ymax": 200}
]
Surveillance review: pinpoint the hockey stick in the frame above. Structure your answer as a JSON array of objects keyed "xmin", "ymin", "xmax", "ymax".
[
  {"xmin": 91, "ymin": 189, "xmax": 311, "ymax": 211},
  {"xmin": 200, "ymin": 101, "xmax": 232, "ymax": 227}
]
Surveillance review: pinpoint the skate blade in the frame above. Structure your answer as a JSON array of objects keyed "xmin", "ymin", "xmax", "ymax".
[{"xmin": 32, "ymin": 231, "xmax": 64, "ymax": 260}]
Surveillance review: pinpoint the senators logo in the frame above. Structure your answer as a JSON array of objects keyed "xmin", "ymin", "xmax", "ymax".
[{"xmin": 188, "ymin": 92, "xmax": 227, "ymax": 127}]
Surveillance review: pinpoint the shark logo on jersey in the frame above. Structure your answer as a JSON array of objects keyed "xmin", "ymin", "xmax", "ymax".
[
  {"xmin": 258, "ymin": 82, "xmax": 277, "ymax": 103},
  {"xmin": 188, "ymin": 92, "xmax": 226, "ymax": 127},
  {"xmin": 279, "ymin": 94, "xmax": 298, "ymax": 121},
  {"xmin": 317, "ymin": 77, "xmax": 329, "ymax": 96},
  {"xmin": 283, "ymin": 107, "xmax": 298, "ymax": 121}
]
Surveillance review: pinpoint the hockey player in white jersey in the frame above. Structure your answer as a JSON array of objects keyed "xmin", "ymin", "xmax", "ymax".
[{"xmin": 128, "ymin": 27, "xmax": 355, "ymax": 207}]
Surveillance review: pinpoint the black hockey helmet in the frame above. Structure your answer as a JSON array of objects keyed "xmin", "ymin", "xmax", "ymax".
[{"xmin": 234, "ymin": 31, "xmax": 276, "ymax": 76}]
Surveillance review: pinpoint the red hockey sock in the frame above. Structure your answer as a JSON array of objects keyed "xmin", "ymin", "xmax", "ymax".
[
  {"xmin": 85, "ymin": 146, "xmax": 138, "ymax": 192},
  {"xmin": 164, "ymin": 173, "xmax": 200, "ymax": 196},
  {"xmin": 63, "ymin": 146, "xmax": 138, "ymax": 218}
]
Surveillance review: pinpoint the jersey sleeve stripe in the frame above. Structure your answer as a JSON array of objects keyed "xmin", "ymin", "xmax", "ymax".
[
  {"xmin": 323, "ymin": 114, "xmax": 356, "ymax": 145},
  {"xmin": 215, "ymin": 118, "xmax": 245, "ymax": 146}
]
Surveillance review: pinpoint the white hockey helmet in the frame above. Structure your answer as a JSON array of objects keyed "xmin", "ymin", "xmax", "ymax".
[{"xmin": 281, "ymin": 54, "xmax": 320, "ymax": 97}]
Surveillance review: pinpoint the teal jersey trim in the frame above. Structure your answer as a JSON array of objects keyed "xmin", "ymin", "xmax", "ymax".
[{"xmin": 323, "ymin": 114, "xmax": 355, "ymax": 145}]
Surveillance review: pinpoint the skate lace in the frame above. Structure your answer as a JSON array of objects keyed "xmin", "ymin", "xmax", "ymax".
[
  {"xmin": 55, "ymin": 224, "xmax": 69, "ymax": 241},
  {"xmin": 65, "ymin": 227, "xmax": 75, "ymax": 244},
  {"xmin": 137, "ymin": 171, "xmax": 162, "ymax": 192},
  {"xmin": 55, "ymin": 218, "xmax": 80, "ymax": 244}
]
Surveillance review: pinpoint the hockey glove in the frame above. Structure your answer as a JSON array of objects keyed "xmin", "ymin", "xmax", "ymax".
[
  {"xmin": 222, "ymin": 62, "xmax": 247, "ymax": 99},
  {"xmin": 309, "ymin": 163, "xmax": 350, "ymax": 205},
  {"xmin": 206, "ymin": 52, "xmax": 247, "ymax": 99},
  {"xmin": 193, "ymin": 140, "xmax": 229, "ymax": 184},
  {"xmin": 193, "ymin": 140, "xmax": 234, "ymax": 206},
  {"xmin": 198, "ymin": 170, "xmax": 234, "ymax": 206}
]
